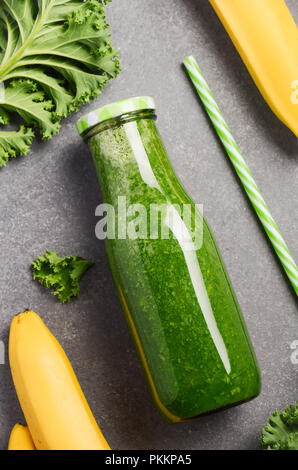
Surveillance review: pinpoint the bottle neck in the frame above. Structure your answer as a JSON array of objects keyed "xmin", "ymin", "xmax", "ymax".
[{"xmin": 83, "ymin": 109, "xmax": 157, "ymax": 141}]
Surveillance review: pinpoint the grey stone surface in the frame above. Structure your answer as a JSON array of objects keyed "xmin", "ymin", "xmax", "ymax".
[{"xmin": 0, "ymin": 0, "xmax": 297, "ymax": 451}]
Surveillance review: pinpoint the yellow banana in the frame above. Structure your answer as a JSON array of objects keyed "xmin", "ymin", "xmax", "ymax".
[
  {"xmin": 209, "ymin": 0, "xmax": 298, "ymax": 137},
  {"xmin": 8, "ymin": 424, "xmax": 35, "ymax": 450},
  {"xmin": 9, "ymin": 310, "xmax": 110, "ymax": 450}
]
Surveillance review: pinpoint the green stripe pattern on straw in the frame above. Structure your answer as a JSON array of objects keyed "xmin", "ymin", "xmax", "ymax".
[{"xmin": 184, "ymin": 55, "xmax": 298, "ymax": 295}]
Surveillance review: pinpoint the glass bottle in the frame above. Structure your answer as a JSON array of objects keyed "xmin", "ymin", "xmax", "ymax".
[{"xmin": 76, "ymin": 97, "xmax": 261, "ymax": 422}]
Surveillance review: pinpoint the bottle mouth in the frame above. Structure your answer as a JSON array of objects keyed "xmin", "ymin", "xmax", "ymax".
[
  {"xmin": 80, "ymin": 109, "xmax": 157, "ymax": 141},
  {"xmin": 76, "ymin": 96, "xmax": 156, "ymax": 137}
]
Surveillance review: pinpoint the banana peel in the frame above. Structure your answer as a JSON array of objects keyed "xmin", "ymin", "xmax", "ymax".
[
  {"xmin": 209, "ymin": 0, "xmax": 298, "ymax": 137},
  {"xmin": 9, "ymin": 310, "xmax": 110, "ymax": 450},
  {"xmin": 8, "ymin": 424, "xmax": 35, "ymax": 450}
]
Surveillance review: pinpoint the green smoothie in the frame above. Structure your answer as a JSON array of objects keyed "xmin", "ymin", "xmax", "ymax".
[{"xmin": 77, "ymin": 97, "xmax": 261, "ymax": 422}]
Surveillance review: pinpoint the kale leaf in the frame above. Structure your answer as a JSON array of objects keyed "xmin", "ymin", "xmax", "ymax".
[
  {"xmin": 31, "ymin": 250, "xmax": 94, "ymax": 303},
  {"xmin": 0, "ymin": 0, "xmax": 120, "ymax": 166}
]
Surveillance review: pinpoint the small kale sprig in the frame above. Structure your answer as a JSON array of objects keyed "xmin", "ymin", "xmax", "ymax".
[
  {"xmin": 31, "ymin": 251, "xmax": 93, "ymax": 303},
  {"xmin": 260, "ymin": 404, "xmax": 298, "ymax": 450}
]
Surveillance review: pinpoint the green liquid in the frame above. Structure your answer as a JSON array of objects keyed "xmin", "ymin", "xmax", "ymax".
[{"xmin": 88, "ymin": 113, "xmax": 261, "ymax": 422}]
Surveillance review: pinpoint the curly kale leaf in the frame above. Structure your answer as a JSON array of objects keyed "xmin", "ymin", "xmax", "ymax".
[
  {"xmin": 260, "ymin": 404, "xmax": 298, "ymax": 450},
  {"xmin": 0, "ymin": 126, "xmax": 34, "ymax": 166},
  {"xmin": 0, "ymin": 0, "xmax": 120, "ymax": 166},
  {"xmin": 31, "ymin": 250, "xmax": 94, "ymax": 303}
]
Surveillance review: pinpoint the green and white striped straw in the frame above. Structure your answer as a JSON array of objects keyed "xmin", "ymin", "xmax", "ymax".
[{"xmin": 184, "ymin": 55, "xmax": 298, "ymax": 296}]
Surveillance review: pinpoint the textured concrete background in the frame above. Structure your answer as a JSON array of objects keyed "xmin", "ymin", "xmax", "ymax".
[{"xmin": 0, "ymin": 0, "xmax": 297, "ymax": 450}]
